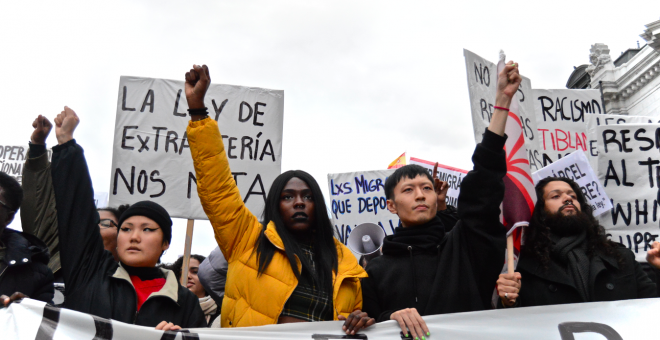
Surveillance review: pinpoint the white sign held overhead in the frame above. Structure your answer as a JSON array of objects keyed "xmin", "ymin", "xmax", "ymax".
[
  {"xmin": 532, "ymin": 89, "xmax": 602, "ymax": 167},
  {"xmin": 584, "ymin": 113, "xmax": 660, "ymax": 172},
  {"xmin": 110, "ymin": 76, "xmax": 284, "ymax": 220},
  {"xmin": 597, "ymin": 124, "xmax": 660, "ymax": 262},
  {"xmin": 463, "ymin": 49, "xmax": 541, "ymax": 171},
  {"xmin": 532, "ymin": 150, "xmax": 612, "ymax": 216}
]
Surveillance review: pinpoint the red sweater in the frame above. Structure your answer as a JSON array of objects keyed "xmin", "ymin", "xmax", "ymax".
[{"xmin": 130, "ymin": 276, "xmax": 166, "ymax": 311}]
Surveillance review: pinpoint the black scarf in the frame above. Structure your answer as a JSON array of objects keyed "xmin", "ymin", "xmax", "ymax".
[
  {"xmin": 550, "ymin": 231, "xmax": 590, "ymax": 301},
  {"xmin": 381, "ymin": 216, "xmax": 445, "ymax": 303},
  {"xmin": 121, "ymin": 263, "xmax": 164, "ymax": 281}
]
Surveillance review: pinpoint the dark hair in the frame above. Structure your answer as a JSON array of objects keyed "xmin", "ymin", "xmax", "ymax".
[
  {"xmin": 524, "ymin": 177, "xmax": 622, "ymax": 269},
  {"xmin": 0, "ymin": 172, "xmax": 23, "ymax": 212},
  {"xmin": 255, "ymin": 170, "xmax": 338, "ymax": 297},
  {"xmin": 171, "ymin": 254, "xmax": 207, "ymax": 282},
  {"xmin": 98, "ymin": 204, "xmax": 130, "ymax": 224},
  {"xmin": 385, "ymin": 164, "xmax": 434, "ymax": 200}
]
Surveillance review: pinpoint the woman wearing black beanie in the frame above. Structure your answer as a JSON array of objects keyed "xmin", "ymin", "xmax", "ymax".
[{"xmin": 50, "ymin": 107, "xmax": 206, "ymax": 330}]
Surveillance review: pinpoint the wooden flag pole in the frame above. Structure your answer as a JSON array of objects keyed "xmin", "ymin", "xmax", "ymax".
[
  {"xmin": 180, "ymin": 219, "xmax": 195, "ymax": 286},
  {"xmin": 506, "ymin": 234, "xmax": 515, "ymax": 274}
]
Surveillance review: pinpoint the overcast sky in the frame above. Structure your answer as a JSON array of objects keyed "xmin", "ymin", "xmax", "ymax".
[{"xmin": 1, "ymin": 1, "xmax": 658, "ymax": 263}]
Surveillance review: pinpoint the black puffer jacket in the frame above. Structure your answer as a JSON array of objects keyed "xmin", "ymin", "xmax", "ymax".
[
  {"xmin": 362, "ymin": 129, "xmax": 508, "ymax": 322},
  {"xmin": 51, "ymin": 139, "xmax": 206, "ymax": 328},
  {"xmin": 0, "ymin": 229, "xmax": 54, "ymax": 303}
]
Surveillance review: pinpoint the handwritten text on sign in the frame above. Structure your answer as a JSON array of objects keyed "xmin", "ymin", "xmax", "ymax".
[
  {"xmin": 328, "ymin": 170, "xmax": 399, "ymax": 249},
  {"xmin": 533, "ymin": 89, "xmax": 602, "ymax": 167},
  {"xmin": 409, "ymin": 157, "xmax": 467, "ymax": 208},
  {"xmin": 110, "ymin": 76, "xmax": 284, "ymax": 220},
  {"xmin": 532, "ymin": 150, "xmax": 612, "ymax": 216},
  {"xmin": 597, "ymin": 124, "xmax": 660, "ymax": 262}
]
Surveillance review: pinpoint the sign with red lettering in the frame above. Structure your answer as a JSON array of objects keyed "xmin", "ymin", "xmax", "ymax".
[
  {"xmin": 533, "ymin": 89, "xmax": 602, "ymax": 167},
  {"xmin": 409, "ymin": 157, "xmax": 467, "ymax": 208}
]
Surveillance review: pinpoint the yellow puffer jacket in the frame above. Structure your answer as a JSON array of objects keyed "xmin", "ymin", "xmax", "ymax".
[{"xmin": 187, "ymin": 118, "xmax": 367, "ymax": 328}]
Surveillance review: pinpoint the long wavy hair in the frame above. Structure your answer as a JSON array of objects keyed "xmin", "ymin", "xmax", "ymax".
[
  {"xmin": 254, "ymin": 170, "xmax": 339, "ymax": 297},
  {"xmin": 523, "ymin": 177, "xmax": 622, "ymax": 270}
]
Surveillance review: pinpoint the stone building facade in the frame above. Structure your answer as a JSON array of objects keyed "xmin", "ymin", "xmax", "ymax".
[{"xmin": 577, "ymin": 18, "xmax": 660, "ymax": 116}]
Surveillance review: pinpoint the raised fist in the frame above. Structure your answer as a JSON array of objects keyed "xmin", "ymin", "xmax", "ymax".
[
  {"xmin": 30, "ymin": 115, "xmax": 53, "ymax": 145},
  {"xmin": 184, "ymin": 64, "xmax": 211, "ymax": 110},
  {"xmin": 53, "ymin": 106, "xmax": 80, "ymax": 145},
  {"xmin": 495, "ymin": 61, "xmax": 522, "ymax": 109}
]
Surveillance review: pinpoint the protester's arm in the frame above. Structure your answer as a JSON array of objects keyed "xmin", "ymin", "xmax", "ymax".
[
  {"xmin": 51, "ymin": 108, "xmax": 108, "ymax": 291},
  {"xmin": 185, "ymin": 65, "xmax": 262, "ymax": 262},
  {"xmin": 21, "ymin": 116, "xmax": 60, "ymax": 273}
]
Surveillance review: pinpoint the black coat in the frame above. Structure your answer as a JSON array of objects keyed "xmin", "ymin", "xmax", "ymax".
[
  {"xmin": 512, "ymin": 245, "xmax": 657, "ymax": 307},
  {"xmin": 51, "ymin": 139, "xmax": 206, "ymax": 328},
  {"xmin": 0, "ymin": 229, "xmax": 54, "ymax": 303},
  {"xmin": 362, "ymin": 129, "xmax": 508, "ymax": 322}
]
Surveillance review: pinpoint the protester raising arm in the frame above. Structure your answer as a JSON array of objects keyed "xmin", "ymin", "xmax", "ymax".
[
  {"xmin": 21, "ymin": 115, "xmax": 61, "ymax": 276},
  {"xmin": 51, "ymin": 107, "xmax": 205, "ymax": 328}
]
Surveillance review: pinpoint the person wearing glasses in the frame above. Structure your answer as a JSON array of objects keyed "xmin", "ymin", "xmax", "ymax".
[
  {"xmin": 0, "ymin": 170, "xmax": 54, "ymax": 307},
  {"xmin": 97, "ymin": 205, "xmax": 129, "ymax": 262}
]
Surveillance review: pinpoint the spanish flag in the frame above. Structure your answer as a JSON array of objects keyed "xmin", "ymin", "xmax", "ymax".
[{"xmin": 387, "ymin": 152, "xmax": 407, "ymax": 169}]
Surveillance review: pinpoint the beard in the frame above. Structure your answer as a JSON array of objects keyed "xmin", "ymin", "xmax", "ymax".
[{"xmin": 543, "ymin": 207, "xmax": 594, "ymax": 237}]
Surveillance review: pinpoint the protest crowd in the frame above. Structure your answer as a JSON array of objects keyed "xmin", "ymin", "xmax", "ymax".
[{"xmin": 3, "ymin": 61, "xmax": 660, "ymax": 339}]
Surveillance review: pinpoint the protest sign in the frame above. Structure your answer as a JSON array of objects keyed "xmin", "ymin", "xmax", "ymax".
[
  {"xmin": 110, "ymin": 77, "xmax": 284, "ymax": 220},
  {"xmin": 0, "ymin": 144, "xmax": 28, "ymax": 185},
  {"xmin": 463, "ymin": 49, "xmax": 541, "ymax": 171},
  {"xmin": 532, "ymin": 89, "xmax": 602, "ymax": 167},
  {"xmin": 585, "ymin": 113, "xmax": 660, "ymax": 172},
  {"xmin": 532, "ymin": 150, "xmax": 612, "ymax": 216},
  {"xmin": 409, "ymin": 157, "xmax": 467, "ymax": 208},
  {"xmin": 4, "ymin": 297, "xmax": 660, "ymax": 340},
  {"xmin": 597, "ymin": 124, "xmax": 660, "ymax": 261},
  {"xmin": 94, "ymin": 192, "xmax": 109, "ymax": 208},
  {"xmin": 327, "ymin": 170, "xmax": 397, "ymax": 249}
]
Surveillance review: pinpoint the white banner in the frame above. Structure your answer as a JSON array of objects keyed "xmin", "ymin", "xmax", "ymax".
[
  {"xmin": 409, "ymin": 157, "xmax": 467, "ymax": 208},
  {"xmin": 597, "ymin": 124, "xmax": 660, "ymax": 262},
  {"xmin": 327, "ymin": 169, "xmax": 397, "ymax": 248},
  {"xmin": 532, "ymin": 89, "xmax": 602, "ymax": 167},
  {"xmin": 3, "ymin": 297, "xmax": 660, "ymax": 339},
  {"xmin": 110, "ymin": 76, "xmax": 284, "ymax": 220},
  {"xmin": 585, "ymin": 113, "xmax": 660, "ymax": 172},
  {"xmin": 532, "ymin": 150, "xmax": 612, "ymax": 216},
  {"xmin": 463, "ymin": 49, "xmax": 541, "ymax": 171}
]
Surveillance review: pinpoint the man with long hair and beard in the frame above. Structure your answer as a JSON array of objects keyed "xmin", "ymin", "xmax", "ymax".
[
  {"xmin": 497, "ymin": 177, "xmax": 660, "ymax": 308},
  {"xmin": 184, "ymin": 65, "xmax": 374, "ymax": 335}
]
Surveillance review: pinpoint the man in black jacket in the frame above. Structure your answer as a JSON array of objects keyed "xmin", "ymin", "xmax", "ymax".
[
  {"xmin": 0, "ymin": 171, "xmax": 54, "ymax": 306},
  {"xmin": 496, "ymin": 177, "xmax": 659, "ymax": 308},
  {"xmin": 361, "ymin": 61, "xmax": 522, "ymax": 340},
  {"xmin": 51, "ymin": 106, "xmax": 206, "ymax": 330}
]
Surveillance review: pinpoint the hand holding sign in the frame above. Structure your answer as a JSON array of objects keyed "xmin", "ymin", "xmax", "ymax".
[
  {"xmin": 53, "ymin": 106, "xmax": 79, "ymax": 145},
  {"xmin": 184, "ymin": 64, "xmax": 211, "ymax": 111},
  {"xmin": 30, "ymin": 115, "xmax": 52, "ymax": 145},
  {"xmin": 646, "ymin": 242, "xmax": 660, "ymax": 270}
]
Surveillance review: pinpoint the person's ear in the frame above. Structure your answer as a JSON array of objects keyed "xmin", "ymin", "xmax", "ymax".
[
  {"xmin": 161, "ymin": 241, "xmax": 170, "ymax": 252},
  {"xmin": 386, "ymin": 199, "xmax": 398, "ymax": 214}
]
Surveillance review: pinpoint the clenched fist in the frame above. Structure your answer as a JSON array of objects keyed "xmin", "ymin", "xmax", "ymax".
[
  {"xmin": 53, "ymin": 106, "xmax": 80, "ymax": 145},
  {"xmin": 30, "ymin": 115, "xmax": 53, "ymax": 145}
]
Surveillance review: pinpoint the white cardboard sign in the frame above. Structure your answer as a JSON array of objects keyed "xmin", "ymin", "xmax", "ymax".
[
  {"xmin": 597, "ymin": 124, "xmax": 660, "ymax": 262},
  {"xmin": 463, "ymin": 49, "xmax": 541, "ymax": 171},
  {"xmin": 110, "ymin": 76, "xmax": 284, "ymax": 220},
  {"xmin": 327, "ymin": 169, "xmax": 398, "ymax": 247},
  {"xmin": 532, "ymin": 89, "xmax": 602, "ymax": 167},
  {"xmin": 0, "ymin": 144, "xmax": 29, "ymax": 185},
  {"xmin": 532, "ymin": 150, "xmax": 612, "ymax": 216}
]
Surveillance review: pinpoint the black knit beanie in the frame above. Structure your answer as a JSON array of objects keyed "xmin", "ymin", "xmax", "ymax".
[{"xmin": 118, "ymin": 201, "xmax": 172, "ymax": 244}]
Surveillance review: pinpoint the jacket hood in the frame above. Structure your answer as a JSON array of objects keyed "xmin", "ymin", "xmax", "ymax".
[
  {"xmin": 382, "ymin": 216, "xmax": 446, "ymax": 256},
  {"xmin": 0, "ymin": 228, "xmax": 50, "ymax": 267}
]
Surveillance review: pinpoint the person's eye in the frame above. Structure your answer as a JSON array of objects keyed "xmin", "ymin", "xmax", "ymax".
[
  {"xmin": 144, "ymin": 228, "xmax": 156, "ymax": 232},
  {"xmin": 403, "ymin": 188, "xmax": 412, "ymax": 192},
  {"xmin": 304, "ymin": 195, "xmax": 313, "ymax": 201},
  {"xmin": 282, "ymin": 195, "xmax": 292, "ymax": 200},
  {"xmin": 120, "ymin": 227, "xmax": 130, "ymax": 232}
]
